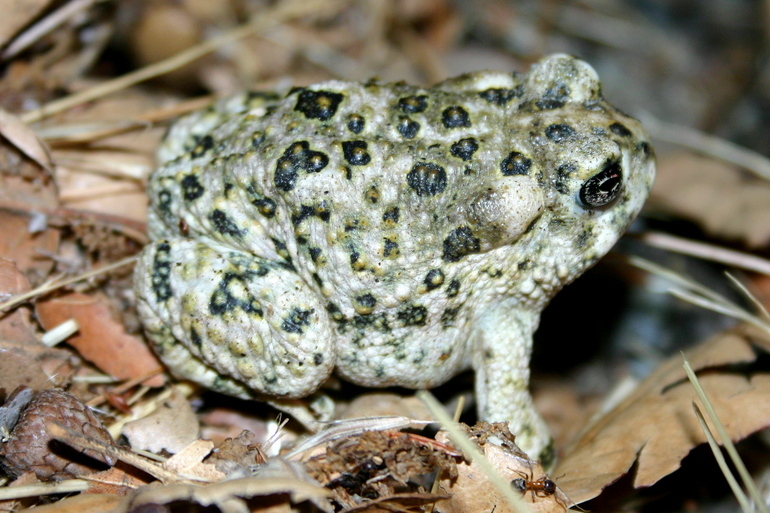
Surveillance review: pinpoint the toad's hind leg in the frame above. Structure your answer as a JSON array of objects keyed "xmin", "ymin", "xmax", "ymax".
[{"xmin": 134, "ymin": 238, "xmax": 335, "ymax": 399}]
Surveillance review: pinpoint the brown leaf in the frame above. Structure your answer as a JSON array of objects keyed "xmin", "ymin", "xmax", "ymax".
[
  {"xmin": 0, "ymin": 349, "xmax": 51, "ymax": 395},
  {"xmin": 555, "ymin": 326, "xmax": 770, "ymax": 504},
  {"xmin": 0, "ymin": 108, "xmax": 52, "ymax": 172},
  {"xmin": 437, "ymin": 426, "xmax": 568, "ymax": 513},
  {"xmin": 650, "ymin": 153, "xmax": 770, "ymax": 247},
  {"xmin": 122, "ymin": 388, "xmax": 199, "ymax": 454},
  {"xmin": 35, "ymin": 292, "xmax": 164, "ymax": 387},
  {"xmin": 0, "ymin": 211, "xmax": 60, "ymax": 278},
  {"xmin": 0, "ymin": 258, "xmax": 39, "ymax": 346},
  {"xmin": 0, "ymin": 0, "xmax": 53, "ymax": 48},
  {"xmin": 17, "ymin": 492, "xmax": 126, "ymax": 513}
]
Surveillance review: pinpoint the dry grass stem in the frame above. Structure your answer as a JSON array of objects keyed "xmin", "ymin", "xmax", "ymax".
[
  {"xmin": 417, "ymin": 391, "xmax": 533, "ymax": 513},
  {"xmin": 629, "ymin": 256, "xmax": 770, "ymax": 337},
  {"xmin": 86, "ymin": 369, "xmax": 164, "ymax": 407},
  {"xmin": 640, "ymin": 232, "xmax": 770, "ymax": 276},
  {"xmin": 0, "ymin": 479, "xmax": 89, "ymax": 501},
  {"xmin": 1, "ymin": 0, "xmax": 99, "ymax": 59},
  {"xmin": 683, "ymin": 358, "xmax": 768, "ymax": 513},
  {"xmin": 691, "ymin": 402, "xmax": 751, "ymax": 513},
  {"xmin": 20, "ymin": 0, "xmax": 349, "ymax": 125},
  {"xmin": 640, "ymin": 113, "xmax": 770, "ymax": 181},
  {"xmin": 0, "ymin": 255, "xmax": 137, "ymax": 312}
]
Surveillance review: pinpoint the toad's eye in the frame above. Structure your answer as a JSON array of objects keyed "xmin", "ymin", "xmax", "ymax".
[{"xmin": 579, "ymin": 160, "xmax": 623, "ymax": 208}]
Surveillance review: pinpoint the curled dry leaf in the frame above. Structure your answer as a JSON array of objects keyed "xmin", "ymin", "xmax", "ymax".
[
  {"xmin": 122, "ymin": 387, "xmax": 199, "ymax": 454},
  {"xmin": 651, "ymin": 152, "xmax": 770, "ymax": 247},
  {"xmin": 35, "ymin": 292, "xmax": 164, "ymax": 387},
  {"xmin": 555, "ymin": 324, "xmax": 770, "ymax": 504}
]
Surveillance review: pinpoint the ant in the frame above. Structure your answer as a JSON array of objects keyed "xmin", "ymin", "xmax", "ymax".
[{"xmin": 510, "ymin": 468, "xmax": 558, "ymax": 501}]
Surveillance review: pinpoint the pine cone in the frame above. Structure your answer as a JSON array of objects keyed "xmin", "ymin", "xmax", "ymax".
[{"xmin": 0, "ymin": 388, "xmax": 117, "ymax": 480}]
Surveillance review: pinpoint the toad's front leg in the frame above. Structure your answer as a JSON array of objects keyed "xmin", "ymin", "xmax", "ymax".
[
  {"xmin": 133, "ymin": 238, "xmax": 336, "ymax": 399},
  {"xmin": 472, "ymin": 306, "xmax": 554, "ymax": 467}
]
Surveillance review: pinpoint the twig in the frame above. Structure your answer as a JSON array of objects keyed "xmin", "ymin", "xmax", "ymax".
[
  {"xmin": 0, "ymin": 479, "xmax": 89, "ymax": 500},
  {"xmin": 0, "ymin": 255, "xmax": 137, "ymax": 312},
  {"xmin": 1, "ymin": 0, "xmax": 99, "ymax": 60},
  {"xmin": 20, "ymin": 0, "xmax": 348, "ymax": 125},
  {"xmin": 629, "ymin": 256, "xmax": 770, "ymax": 338},
  {"xmin": 640, "ymin": 231, "xmax": 770, "ymax": 276},
  {"xmin": 640, "ymin": 113, "xmax": 770, "ymax": 181}
]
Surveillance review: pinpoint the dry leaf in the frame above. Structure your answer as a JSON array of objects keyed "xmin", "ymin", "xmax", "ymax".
[
  {"xmin": 17, "ymin": 492, "xmax": 126, "ymax": 513},
  {"xmin": 0, "ymin": 108, "xmax": 52, "ymax": 172},
  {"xmin": 0, "ymin": 258, "xmax": 40, "ymax": 347},
  {"xmin": 437, "ymin": 426, "xmax": 568, "ymax": 513},
  {"xmin": 122, "ymin": 388, "xmax": 199, "ymax": 454},
  {"xmin": 0, "ymin": 0, "xmax": 53, "ymax": 51},
  {"xmin": 35, "ymin": 292, "xmax": 164, "ymax": 387},
  {"xmin": 556, "ymin": 325, "xmax": 770, "ymax": 504},
  {"xmin": 164, "ymin": 439, "xmax": 226, "ymax": 482},
  {"xmin": 126, "ymin": 476, "xmax": 332, "ymax": 513},
  {"xmin": 340, "ymin": 392, "xmax": 433, "ymax": 420},
  {"xmin": 651, "ymin": 153, "xmax": 770, "ymax": 247},
  {"xmin": 0, "ymin": 211, "xmax": 60, "ymax": 279}
]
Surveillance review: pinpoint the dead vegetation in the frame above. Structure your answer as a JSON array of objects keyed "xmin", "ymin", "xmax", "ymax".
[{"xmin": 1, "ymin": 1, "xmax": 770, "ymax": 512}]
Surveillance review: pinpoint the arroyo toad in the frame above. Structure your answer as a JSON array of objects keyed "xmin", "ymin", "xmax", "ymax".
[{"xmin": 134, "ymin": 54, "xmax": 655, "ymax": 463}]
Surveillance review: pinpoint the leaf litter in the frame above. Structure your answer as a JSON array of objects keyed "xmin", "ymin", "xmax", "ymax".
[{"xmin": 1, "ymin": 1, "xmax": 770, "ymax": 512}]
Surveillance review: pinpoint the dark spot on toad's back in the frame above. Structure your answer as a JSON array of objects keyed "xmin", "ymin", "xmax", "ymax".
[
  {"xmin": 397, "ymin": 117, "xmax": 420, "ymax": 139},
  {"xmin": 209, "ymin": 209, "xmax": 244, "ymax": 238},
  {"xmin": 442, "ymin": 226, "xmax": 480, "ymax": 262},
  {"xmin": 191, "ymin": 135, "xmax": 214, "ymax": 158},
  {"xmin": 382, "ymin": 206, "xmax": 399, "ymax": 225},
  {"xmin": 274, "ymin": 141, "xmax": 330, "ymax": 191},
  {"xmin": 398, "ymin": 95, "xmax": 428, "ymax": 113},
  {"xmin": 407, "ymin": 163, "xmax": 447, "ymax": 196},
  {"xmin": 500, "ymin": 151, "xmax": 532, "ymax": 176},
  {"xmin": 151, "ymin": 242, "xmax": 172, "ymax": 301},
  {"xmin": 536, "ymin": 82, "xmax": 570, "ymax": 110},
  {"xmin": 253, "ymin": 197, "xmax": 277, "ymax": 218},
  {"xmin": 441, "ymin": 306, "xmax": 461, "ymax": 327},
  {"xmin": 342, "ymin": 141, "xmax": 371, "ymax": 166},
  {"xmin": 281, "ymin": 307, "xmax": 313, "ymax": 334},
  {"xmin": 209, "ymin": 272, "xmax": 263, "ymax": 316},
  {"xmin": 294, "ymin": 90, "xmax": 344, "ymax": 121},
  {"xmin": 442, "ymin": 106, "xmax": 471, "ymax": 128},
  {"xmin": 424, "ymin": 269, "xmax": 444, "ymax": 291},
  {"xmin": 397, "ymin": 304, "xmax": 428, "ymax": 326},
  {"xmin": 479, "ymin": 87, "xmax": 520, "ymax": 105},
  {"xmin": 383, "ymin": 237, "xmax": 399, "ymax": 258},
  {"xmin": 545, "ymin": 124, "xmax": 576, "ymax": 142},
  {"xmin": 347, "ymin": 114, "xmax": 365, "ymax": 133},
  {"xmin": 181, "ymin": 174, "xmax": 204, "ymax": 201},
  {"xmin": 450, "ymin": 138, "xmax": 478, "ymax": 161}
]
